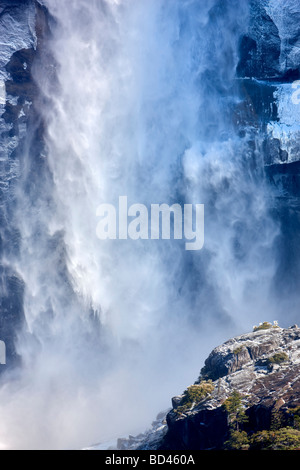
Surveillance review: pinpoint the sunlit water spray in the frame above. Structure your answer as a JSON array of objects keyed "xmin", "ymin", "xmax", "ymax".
[{"xmin": 0, "ymin": 0, "xmax": 283, "ymax": 449}]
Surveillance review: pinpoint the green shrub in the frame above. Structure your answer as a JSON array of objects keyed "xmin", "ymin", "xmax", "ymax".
[
  {"xmin": 253, "ymin": 321, "xmax": 278, "ymax": 332},
  {"xmin": 233, "ymin": 346, "xmax": 244, "ymax": 355},
  {"xmin": 250, "ymin": 427, "xmax": 300, "ymax": 450},
  {"xmin": 175, "ymin": 381, "xmax": 214, "ymax": 415},
  {"xmin": 267, "ymin": 352, "xmax": 289, "ymax": 365},
  {"xmin": 270, "ymin": 408, "xmax": 285, "ymax": 431},
  {"xmin": 224, "ymin": 430, "xmax": 249, "ymax": 450},
  {"xmin": 223, "ymin": 390, "xmax": 248, "ymax": 431}
]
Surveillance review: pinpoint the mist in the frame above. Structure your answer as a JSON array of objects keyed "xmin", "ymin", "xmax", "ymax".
[{"xmin": 0, "ymin": 0, "xmax": 294, "ymax": 449}]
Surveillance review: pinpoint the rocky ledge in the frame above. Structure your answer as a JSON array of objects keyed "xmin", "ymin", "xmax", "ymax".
[
  {"xmin": 160, "ymin": 324, "xmax": 300, "ymax": 450},
  {"xmin": 116, "ymin": 324, "xmax": 300, "ymax": 450}
]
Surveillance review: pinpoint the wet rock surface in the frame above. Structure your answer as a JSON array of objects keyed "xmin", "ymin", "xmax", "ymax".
[
  {"xmin": 235, "ymin": 0, "xmax": 300, "ymax": 310},
  {"xmin": 237, "ymin": 0, "xmax": 300, "ymax": 178},
  {"xmin": 0, "ymin": 0, "xmax": 49, "ymax": 370}
]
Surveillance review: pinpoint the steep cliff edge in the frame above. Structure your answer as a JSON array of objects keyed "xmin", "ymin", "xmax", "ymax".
[
  {"xmin": 159, "ymin": 324, "xmax": 300, "ymax": 450},
  {"xmin": 116, "ymin": 324, "xmax": 300, "ymax": 450}
]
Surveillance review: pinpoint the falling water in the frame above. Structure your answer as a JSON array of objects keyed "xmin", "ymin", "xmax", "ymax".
[{"xmin": 0, "ymin": 0, "xmax": 289, "ymax": 449}]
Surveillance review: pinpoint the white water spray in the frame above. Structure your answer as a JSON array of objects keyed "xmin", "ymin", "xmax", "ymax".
[{"xmin": 0, "ymin": 0, "xmax": 284, "ymax": 449}]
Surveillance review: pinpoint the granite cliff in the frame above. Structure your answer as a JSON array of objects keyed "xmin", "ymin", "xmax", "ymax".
[
  {"xmin": 116, "ymin": 324, "xmax": 300, "ymax": 450},
  {"xmin": 161, "ymin": 324, "xmax": 300, "ymax": 450}
]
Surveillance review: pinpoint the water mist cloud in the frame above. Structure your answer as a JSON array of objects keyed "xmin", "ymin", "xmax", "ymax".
[{"xmin": 0, "ymin": 0, "xmax": 289, "ymax": 449}]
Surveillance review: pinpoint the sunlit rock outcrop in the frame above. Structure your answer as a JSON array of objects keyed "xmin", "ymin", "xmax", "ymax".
[{"xmin": 120, "ymin": 325, "xmax": 300, "ymax": 450}]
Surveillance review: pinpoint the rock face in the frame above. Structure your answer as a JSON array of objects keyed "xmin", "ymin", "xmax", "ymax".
[
  {"xmin": 113, "ymin": 325, "xmax": 300, "ymax": 450},
  {"xmin": 0, "ymin": 0, "xmax": 49, "ymax": 370},
  {"xmin": 237, "ymin": 0, "xmax": 300, "ymax": 170},
  {"xmin": 153, "ymin": 325, "xmax": 300, "ymax": 450},
  {"xmin": 237, "ymin": 0, "xmax": 300, "ymax": 81},
  {"xmin": 236, "ymin": 0, "xmax": 300, "ymax": 304}
]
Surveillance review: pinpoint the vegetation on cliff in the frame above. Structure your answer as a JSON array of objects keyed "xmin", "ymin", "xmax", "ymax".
[
  {"xmin": 159, "ymin": 325, "xmax": 300, "ymax": 451},
  {"xmin": 253, "ymin": 321, "xmax": 279, "ymax": 332},
  {"xmin": 175, "ymin": 381, "xmax": 214, "ymax": 415},
  {"xmin": 223, "ymin": 396, "xmax": 300, "ymax": 450}
]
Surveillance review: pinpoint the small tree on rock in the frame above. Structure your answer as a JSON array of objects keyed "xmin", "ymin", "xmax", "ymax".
[{"xmin": 223, "ymin": 390, "xmax": 248, "ymax": 431}]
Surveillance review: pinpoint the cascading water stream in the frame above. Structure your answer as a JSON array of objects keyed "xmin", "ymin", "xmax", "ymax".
[{"xmin": 0, "ymin": 0, "xmax": 288, "ymax": 450}]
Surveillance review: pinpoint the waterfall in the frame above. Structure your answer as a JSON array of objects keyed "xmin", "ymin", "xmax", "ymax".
[{"xmin": 0, "ymin": 0, "xmax": 287, "ymax": 450}]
